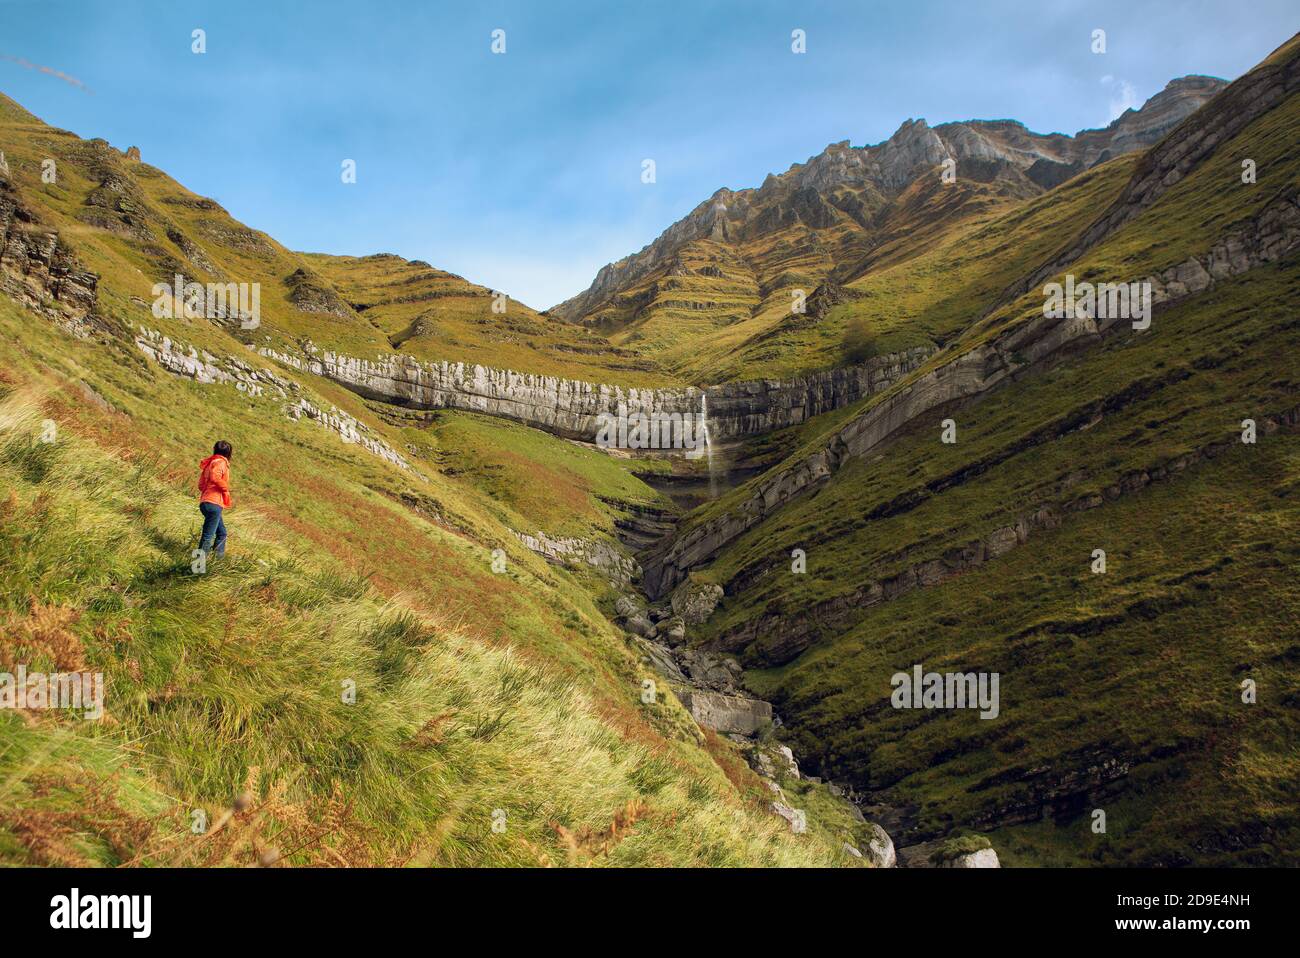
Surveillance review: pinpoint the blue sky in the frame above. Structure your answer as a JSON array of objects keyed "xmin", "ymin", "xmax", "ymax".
[{"xmin": 0, "ymin": 1, "xmax": 1294, "ymax": 309}]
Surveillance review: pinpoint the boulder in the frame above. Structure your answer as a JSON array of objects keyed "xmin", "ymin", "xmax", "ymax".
[
  {"xmin": 775, "ymin": 745, "xmax": 799, "ymax": 778},
  {"xmin": 931, "ymin": 836, "xmax": 1000, "ymax": 868},
  {"xmin": 748, "ymin": 749, "xmax": 777, "ymax": 779},
  {"xmin": 679, "ymin": 689, "xmax": 771, "ymax": 735},
  {"xmin": 941, "ymin": 848, "xmax": 1000, "ymax": 868},
  {"xmin": 863, "ymin": 822, "xmax": 897, "ymax": 868},
  {"xmin": 660, "ymin": 616, "xmax": 687, "ymax": 645},
  {"xmin": 633, "ymin": 637, "xmax": 686, "ymax": 683},
  {"xmin": 624, "ymin": 613, "xmax": 656, "ymax": 638},
  {"xmin": 671, "ymin": 579, "xmax": 724, "ymax": 625},
  {"xmin": 679, "ymin": 647, "xmax": 737, "ymax": 691},
  {"xmin": 614, "ymin": 594, "xmax": 643, "ymax": 618},
  {"xmin": 771, "ymin": 802, "xmax": 806, "ymax": 834},
  {"xmin": 746, "ymin": 743, "xmax": 798, "ymax": 781}
]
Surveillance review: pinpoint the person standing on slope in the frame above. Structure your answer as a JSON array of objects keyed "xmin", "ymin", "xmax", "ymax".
[{"xmin": 197, "ymin": 440, "xmax": 233, "ymax": 560}]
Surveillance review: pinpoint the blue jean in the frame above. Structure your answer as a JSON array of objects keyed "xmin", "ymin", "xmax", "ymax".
[{"xmin": 198, "ymin": 501, "xmax": 226, "ymax": 556}]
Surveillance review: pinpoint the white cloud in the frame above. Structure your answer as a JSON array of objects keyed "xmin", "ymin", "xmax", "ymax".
[{"xmin": 1100, "ymin": 75, "xmax": 1140, "ymax": 122}]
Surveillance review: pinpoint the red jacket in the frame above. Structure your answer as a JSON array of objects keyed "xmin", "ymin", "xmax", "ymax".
[{"xmin": 198, "ymin": 454, "xmax": 231, "ymax": 508}]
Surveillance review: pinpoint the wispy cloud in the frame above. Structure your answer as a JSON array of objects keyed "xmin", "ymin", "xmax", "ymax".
[
  {"xmin": 1100, "ymin": 74, "xmax": 1139, "ymax": 122},
  {"xmin": 0, "ymin": 53, "xmax": 92, "ymax": 93}
]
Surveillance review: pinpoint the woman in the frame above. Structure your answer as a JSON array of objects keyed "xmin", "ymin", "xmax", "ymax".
[{"xmin": 197, "ymin": 440, "xmax": 232, "ymax": 558}]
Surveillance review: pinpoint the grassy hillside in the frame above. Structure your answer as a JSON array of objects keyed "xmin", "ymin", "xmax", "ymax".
[
  {"xmin": 711, "ymin": 160, "xmax": 1137, "ymax": 381},
  {"xmin": 0, "ymin": 92, "xmax": 678, "ymax": 391},
  {"xmin": 304, "ymin": 253, "xmax": 679, "ymax": 387},
  {"xmin": 715, "ymin": 265, "xmax": 1300, "ymax": 864},
  {"xmin": 685, "ymin": 79, "xmax": 1300, "ymax": 536},
  {"xmin": 673, "ymin": 59, "xmax": 1300, "ymax": 863},
  {"xmin": 2, "ymin": 29, "xmax": 1295, "ymax": 870},
  {"xmin": 0, "ymin": 286, "xmax": 869, "ymax": 866},
  {"xmin": 749, "ymin": 437, "xmax": 1300, "ymax": 866},
  {"xmin": 584, "ymin": 175, "xmax": 1047, "ymax": 384}
]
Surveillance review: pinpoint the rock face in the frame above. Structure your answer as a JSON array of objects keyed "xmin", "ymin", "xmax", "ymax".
[
  {"xmin": 701, "ymin": 348, "xmax": 931, "ymax": 440},
  {"xmin": 551, "ymin": 76, "xmax": 1226, "ymax": 324},
  {"xmin": 260, "ymin": 343, "xmax": 929, "ymax": 446},
  {"xmin": 677, "ymin": 689, "xmax": 771, "ymax": 736},
  {"xmin": 1007, "ymin": 51, "xmax": 1299, "ymax": 302},
  {"xmin": 515, "ymin": 530, "xmax": 640, "ymax": 586},
  {"xmin": 0, "ymin": 174, "xmax": 100, "ymax": 334},
  {"xmin": 132, "ymin": 327, "xmax": 420, "ymax": 475},
  {"xmin": 1104, "ymin": 76, "xmax": 1228, "ymax": 155},
  {"xmin": 641, "ymin": 185, "xmax": 1300, "ymax": 599}
]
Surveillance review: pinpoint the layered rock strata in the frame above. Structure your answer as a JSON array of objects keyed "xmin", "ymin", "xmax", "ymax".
[
  {"xmin": 641, "ymin": 188, "xmax": 1300, "ymax": 598},
  {"xmin": 260, "ymin": 345, "xmax": 931, "ymax": 445}
]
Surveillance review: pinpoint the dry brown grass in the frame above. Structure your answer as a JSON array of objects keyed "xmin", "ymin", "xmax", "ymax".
[
  {"xmin": 550, "ymin": 799, "xmax": 649, "ymax": 864},
  {"xmin": 162, "ymin": 767, "xmax": 411, "ymax": 868},
  {"xmin": 0, "ymin": 773, "xmax": 154, "ymax": 866},
  {"xmin": 0, "ymin": 597, "xmax": 86, "ymax": 671}
]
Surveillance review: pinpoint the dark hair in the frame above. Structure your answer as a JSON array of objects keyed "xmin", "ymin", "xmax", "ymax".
[{"xmin": 213, "ymin": 440, "xmax": 233, "ymax": 462}]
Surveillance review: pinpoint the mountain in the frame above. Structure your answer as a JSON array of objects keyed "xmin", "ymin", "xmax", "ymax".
[
  {"xmin": 551, "ymin": 75, "xmax": 1227, "ymax": 383},
  {"xmin": 0, "ymin": 91, "xmax": 868, "ymax": 866},
  {"xmin": 638, "ymin": 34, "xmax": 1300, "ymax": 864},
  {"xmin": 1, "ymin": 29, "xmax": 1297, "ymax": 869}
]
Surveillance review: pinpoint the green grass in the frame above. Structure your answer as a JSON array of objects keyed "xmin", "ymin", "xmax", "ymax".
[
  {"xmin": 304, "ymin": 253, "xmax": 683, "ymax": 388},
  {"xmin": 697, "ymin": 262, "xmax": 1300, "ymax": 650},
  {"xmin": 684, "ymin": 258, "xmax": 1300, "ymax": 865},
  {"xmin": 709, "ymin": 158, "xmax": 1139, "ymax": 382},
  {"xmin": 684, "ymin": 86, "xmax": 1300, "ymax": 536},
  {"xmin": 744, "ymin": 442, "xmax": 1300, "ymax": 866},
  {"xmin": 665, "ymin": 70, "xmax": 1300, "ymax": 863},
  {"xmin": 0, "ymin": 94, "xmax": 683, "ymax": 391},
  {"xmin": 0, "ymin": 293, "xmax": 853, "ymax": 867},
  {"xmin": 400, "ymin": 408, "xmax": 669, "ymax": 539},
  {"xmin": 3, "ymin": 46, "xmax": 1296, "ymax": 869}
]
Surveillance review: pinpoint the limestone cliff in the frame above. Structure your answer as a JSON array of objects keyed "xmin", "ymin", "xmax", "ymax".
[{"xmin": 260, "ymin": 343, "xmax": 932, "ymax": 445}]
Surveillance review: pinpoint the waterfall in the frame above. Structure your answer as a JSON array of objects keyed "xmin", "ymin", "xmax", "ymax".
[{"xmin": 701, "ymin": 392, "xmax": 718, "ymax": 500}]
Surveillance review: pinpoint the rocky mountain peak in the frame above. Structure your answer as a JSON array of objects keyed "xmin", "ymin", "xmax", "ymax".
[
  {"xmin": 1105, "ymin": 74, "xmax": 1228, "ymax": 153},
  {"xmin": 553, "ymin": 72, "xmax": 1229, "ymax": 322}
]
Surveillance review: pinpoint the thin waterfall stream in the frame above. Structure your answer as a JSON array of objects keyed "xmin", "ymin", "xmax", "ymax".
[{"xmin": 701, "ymin": 392, "xmax": 718, "ymax": 500}]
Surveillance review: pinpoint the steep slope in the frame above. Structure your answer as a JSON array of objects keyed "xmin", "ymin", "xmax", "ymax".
[
  {"xmin": 552, "ymin": 75, "xmax": 1226, "ymax": 383},
  {"xmin": 303, "ymin": 252, "xmax": 669, "ymax": 386},
  {"xmin": 640, "ymin": 36, "xmax": 1300, "ymax": 864},
  {"xmin": 1, "ymin": 29, "xmax": 1293, "ymax": 869},
  {"xmin": 0, "ymin": 100, "xmax": 871, "ymax": 866},
  {"xmin": 0, "ymin": 88, "xmax": 679, "ymax": 395}
]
